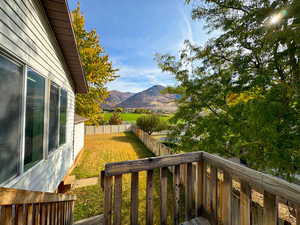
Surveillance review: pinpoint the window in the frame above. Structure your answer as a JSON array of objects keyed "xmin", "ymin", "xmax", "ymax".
[
  {"xmin": 48, "ymin": 83, "xmax": 60, "ymax": 153},
  {"xmin": 0, "ymin": 55, "xmax": 23, "ymax": 183},
  {"xmin": 24, "ymin": 69, "xmax": 45, "ymax": 171},
  {"xmin": 59, "ymin": 90, "xmax": 67, "ymax": 145}
]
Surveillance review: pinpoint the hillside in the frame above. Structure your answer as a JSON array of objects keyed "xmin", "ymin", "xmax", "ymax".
[
  {"xmin": 103, "ymin": 90, "xmax": 134, "ymax": 108},
  {"xmin": 116, "ymin": 85, "xmax": 178, "ymax": 112}
]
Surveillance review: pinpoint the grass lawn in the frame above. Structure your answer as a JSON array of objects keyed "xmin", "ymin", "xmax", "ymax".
[
  {"xmin": 70, "ymin": 132, "xmax": 175, "ymax": 224},
  {"xmin": 103, "ymin": 112, "xmax": 171, "ymax": 123}
]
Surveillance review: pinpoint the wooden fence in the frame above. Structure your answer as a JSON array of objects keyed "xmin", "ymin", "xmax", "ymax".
[
  {"xmin": 85, "ymin": 125, "xmax": 172, "ymax": 157},
  {"xmin": 85, "ymin": 124, "xmax": 132, "ymax": 135},
  {"xmin": 131, "ymin": 126, "xmax": 172, "ymax": 156}
]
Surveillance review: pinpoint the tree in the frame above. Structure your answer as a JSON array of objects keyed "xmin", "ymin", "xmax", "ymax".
[
  {"xmin": 157, "ymin": 0, "xmax": 300, "ymax": 180},
  {"xmin": 109, "ymin": 112, "xmax": 123, "ymax": 125},
  {"xmin": 72, "ymin": 4, "xmax": 118, "ymax": 125},
  {"xmin": 137, "ymin": 115, "xmax": 168, "ymax": 135}
]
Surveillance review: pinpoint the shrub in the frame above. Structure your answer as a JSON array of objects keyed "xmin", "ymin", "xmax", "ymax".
[
  {"xmin": 109, "ymin": 112, "xmax": 122, "ymax": 125},
  {"xmin": 136, "ymin": 114, "xmax": 168, "ymax": 135},
  {"xmin": 115, "ymin": 107, "xmax": 124, "ymax": 113},
  {"xmin": 134, "ymin": 108, "xmax": 151, "ymax": 114}
]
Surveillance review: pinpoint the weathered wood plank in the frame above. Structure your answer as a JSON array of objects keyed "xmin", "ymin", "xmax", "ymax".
[
  {"xmin": 210, "ymin": 166, "xmax": 218, "ymax": 224},
  {"xmin": 100, "ymin": 170, "xmax": 105, "ymax": 190},
  {"xmin": 240, "ymin": 181, "xmax": 251, "ymax": 225},
  {"xmin": 203, "ymin": 162, "xmax": 209, "ymax": 213},
  {"xmin": 41, "ymin": 204, "xmax": 47, "ymax": 225},
  {"xmin": 203, "ymin": 152, "xmax": 300, "ymax": 205},
  {"xmin": 0, "ymin": 187, "xmax": 76, "ymax": 205},
  {"xmin": 263, "ymin": 191, "xmax": 277, "ymax": 225},
  {"xmin": 34, "ymin": 204, "xmax": 41, "ymax": 225},
  {"xmin": 27, "ymin": 204, "xmax": 34, "ymax": 225},
  {"xmin": 104, "ymin": 175, "xmax": 113, "ymax": 225},
  {"xmin": 146, "ymin": 170, "xmax": 154, "ymax": 225},
  {"xmin": 131, "ymin": 172, "xmax": 139, "ymax": 225},
  {"xmin": 52, "ymin": 203, "xmax": 56, "ymax": 225},
  {"xmin": 174, "ymin": 165, "xmax": 181, "ymax": 225},
  {"xmin": 185, "ymin": 163, "xmax": 193, "ymax": 220},
  {"xmin": 296, "ymin": 206, "xmax": 300, "ymax": 225},
  {"xmin": 0, "ymin": 205, "xmax": 13, "ymax": 225},
  {"xmin": 46, "ymin": 203, "xmax": 51, "ymax": 225},
  {"xmin": 222, "ymin": 171, "xmax": 232, "ymax": 225},
  {"xmin": 195, "ymin": 161, "xmax": 204, "ymax": 217},
  {"xmin": 113, "ymin": 175, "xmax": 122, "ymax": 225},
  {"xmin": 15, "ymin": 205, "xmax": 24, "ymax": 225},
  {"xmin": 70, "ymin": 201, "xmax": 74, "ymax": 225},
  {"xmin": 160, "ymin": 167, "xmax": 168, "ymax": 225},
  {"xmin": 105, "ymin": 152, "xmax": 203, "ymax": 176}
]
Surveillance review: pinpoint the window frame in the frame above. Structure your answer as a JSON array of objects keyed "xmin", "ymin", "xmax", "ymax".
[
  {"xmin": 23, "ymin": 67, "xmax": 49, "ymax": 171},
  {"xmin": 47, "ymin": 84, "xmax": 69, "ymax": 157},
  {"xmin": 0, "ymin": 52, "xmax": 26, "ymax": 185},
  {"xmin": 59, "ymin": 88, "xmax": 68, "ymax": 146},
  {"xmin": 0, "ymin": 50, "xmax": 70, "ymax": 185}
]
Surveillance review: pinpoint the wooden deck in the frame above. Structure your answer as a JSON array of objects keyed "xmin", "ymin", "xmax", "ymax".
[
  {"xmin": 102, "ymin": 151, "xmax": 300, "ymax": 225},
  {"xmin": 180, "ymin": 217, "xmax": 210, "ymax": 225}
]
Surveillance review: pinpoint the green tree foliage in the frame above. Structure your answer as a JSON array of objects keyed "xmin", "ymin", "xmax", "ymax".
[
  {"xmin": 109, "ymin": 112, "xmax": 123, "ymax": 125},
  {"xmin": 72, "ymin": 4, "xmax": 118, "ymax": 125},
  {"xmin": 157, "ymin": 0, "xmax": 300, "ymax": 180},
  {"xmin": 137, "ymin": 115, "xmax": 168, "ymax": 135}
]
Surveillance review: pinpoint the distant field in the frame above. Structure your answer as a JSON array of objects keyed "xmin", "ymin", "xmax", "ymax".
[{"xmin": 103, "ymin": 112, "xmax": 172, "ymax": 123}]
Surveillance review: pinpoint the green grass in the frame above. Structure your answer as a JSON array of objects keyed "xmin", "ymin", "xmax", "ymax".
[
  {"xmin": 70, "ymin": 132, "xmax": 175, "ymax": 224},
  {"xmin": 103, "ymin": 112, "xmax": 172, "ymax": 123}
]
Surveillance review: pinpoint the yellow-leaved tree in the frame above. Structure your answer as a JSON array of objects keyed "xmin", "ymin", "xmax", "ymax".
[{"xmin": 71, "ymin": 4, "xmax": 118, "ymax": 125}]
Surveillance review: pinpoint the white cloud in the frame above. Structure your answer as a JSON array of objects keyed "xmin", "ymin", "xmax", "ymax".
[{"xmin": 107, "ymin": 62, "xmax": 176, "ymax": 93}]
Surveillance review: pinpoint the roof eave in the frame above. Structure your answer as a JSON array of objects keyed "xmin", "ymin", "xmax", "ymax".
[{"xmin": 41, "ymin": 0, "xmax": 88, "ymax": 94}]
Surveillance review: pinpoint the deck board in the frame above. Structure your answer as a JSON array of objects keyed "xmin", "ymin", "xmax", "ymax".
[{"xmin": 180, "ymin": 217, "xmax": 210, "ymax": 225}]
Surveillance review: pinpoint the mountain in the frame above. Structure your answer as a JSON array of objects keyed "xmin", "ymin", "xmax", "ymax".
[
  {"xmin": 103, "ymin": 90, "xmax": 134, "ymax": 108},
  {"xmin": 116, "ymin": 85, "xmax": 178, "ymax": 112}
]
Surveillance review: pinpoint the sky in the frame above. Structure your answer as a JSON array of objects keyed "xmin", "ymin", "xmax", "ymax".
[{"xmin": 68, "ymin": 0, "xmax": 214, "ymax": 93}]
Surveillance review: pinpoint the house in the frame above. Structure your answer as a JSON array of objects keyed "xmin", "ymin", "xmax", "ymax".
[{"xmin": 0, "ymin": 0, "xmax": 87, "ymax": 192}]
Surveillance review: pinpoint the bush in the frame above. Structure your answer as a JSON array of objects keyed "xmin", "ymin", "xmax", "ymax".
[
  {"xmin": 134, "ymin": 108, "xmax": 151, "ymax": 114},
  {"xmin": 136, "ymin": 114, "xmax": 168, "ymax": 135},
  {"xmin": 85, "ymin": 114, "xmax": 105, "ymax": 126},
  {"xmin": 109, "ymin": 112, "xmax": 122, "ymax": 125},
  {"xmin": 114, "ymin": 107, "xmax": 124, "ymax": 113}
]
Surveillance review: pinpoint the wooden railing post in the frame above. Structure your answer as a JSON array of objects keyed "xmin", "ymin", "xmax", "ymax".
[
  {"xmin": 1, "ymin": 205, "xmax": 13, "ymax": 225},
  {"xmin": 222, "ymin": 171, "xmax": 232, "ymax": 225},
  {"xmin": 195, "ymin": 161, "xmax": 204, "ymax": 217},
  {"xmin": 15, "ymin": 205, "xmax": 24, "ymax": 225},
  {"xmin": 203, "ymin": 162, "xmax": 209, "ymax": 214},
  {"xmin": 27, "ymin": 204, "xmax": 34, "ymax": 225},
  {"xmin": 160, "ymin": 167, "xmax": 168, "ymax": 225},
  {"xmin": 131, "ymin": 172, "xmax": 139, "ymax": 225},
  {"xmin": 210, "ymin": 166, "xmax": 218, "ymax": 224},
  {"xmin": 185, "ymin": 163, "xmax": 193, "ymax": 220},
  {"xmin": 113, "ymin": 175, "xmax": 122, "ymax": 225},
  {"xmin": 104, "ymin": 175, "xmax": 113, "ymax": 225},
  {"xmin": 173, "ymin": 165, "xmax": 181, "ymax": 225},
  {"xmin": 240, "ymin": 181, "xmax": 251, "ymax": 225},
  {"xmin": 146, "ymin": 170, "xmax": 154, "ymax": 225},
  {"xmin": 296, "ymin": 206, "xmax": 300, "ymax": 225},
  {"xmin": 263, "ymin": 191, "xmax": 277, "ymax": 225}
]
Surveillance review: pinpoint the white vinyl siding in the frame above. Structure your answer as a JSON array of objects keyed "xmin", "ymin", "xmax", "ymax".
[{"xmin": 0, "ymin": 0, "xmax": 76, "ymax": 192}]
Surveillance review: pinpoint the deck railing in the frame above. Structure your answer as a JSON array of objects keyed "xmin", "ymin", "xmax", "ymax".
[
  {"xmin": 102, "ymin": 151, "xmax": 300, "ymax": 225},
  {"xmin": 0, "ymin": 187, "xmax": 76, "ymax": 225}
]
